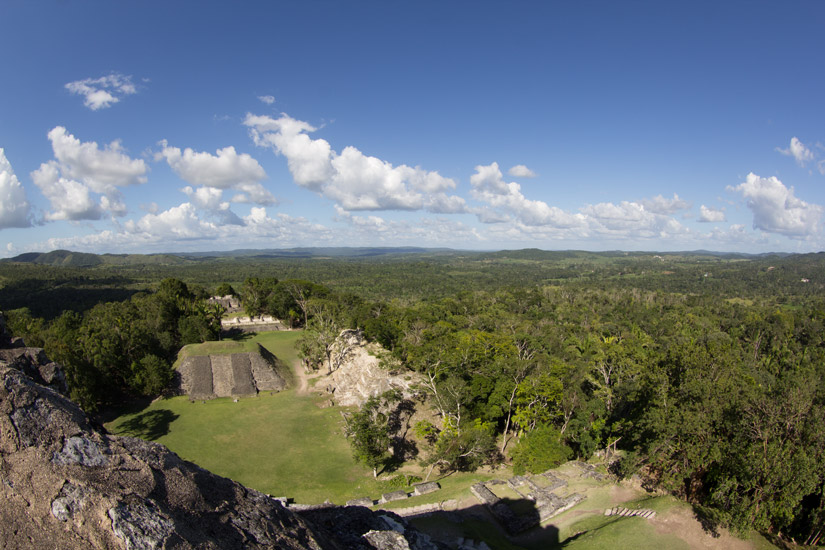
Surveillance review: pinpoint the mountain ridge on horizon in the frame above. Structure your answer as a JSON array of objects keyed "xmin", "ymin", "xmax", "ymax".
[{"xmin": 0, "ymin": 247, "xmax": 803, "ymax": 267}]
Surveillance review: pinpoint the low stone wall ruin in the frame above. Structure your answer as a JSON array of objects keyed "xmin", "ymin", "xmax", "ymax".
[{"xmin": 470, "ymin": 468, "xmax": 588, "ymax": 534}]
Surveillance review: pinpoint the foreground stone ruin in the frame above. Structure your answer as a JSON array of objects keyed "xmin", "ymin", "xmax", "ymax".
[
  {"xmin": 0, "ymin": 312, "xmax": 443, "ymax": 549},
  {"xmin": 178, "ymin": 348, "xmax": 288, "ymax": 400},
  {"xmin": 470, "ymin": 470, "xmax": 586, "ymax": 534}
]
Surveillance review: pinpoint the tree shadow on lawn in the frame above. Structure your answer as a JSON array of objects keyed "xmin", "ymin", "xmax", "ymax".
[
  {"xmin": 220, "ymin": 329, "xmax": 256, "ymax": 341},
  {"xmin": 117, "ymin": 409, "xmax": 179, "ymax": 440},
  {"xmin": 692, "ymin": 504, "xmax": 722, "ymax": 538}
]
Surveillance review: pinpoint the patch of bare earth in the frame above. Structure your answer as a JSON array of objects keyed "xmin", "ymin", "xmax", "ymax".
[{"xmin": 653, "ymin": 508, "xmax": 756, "ymax": 550}]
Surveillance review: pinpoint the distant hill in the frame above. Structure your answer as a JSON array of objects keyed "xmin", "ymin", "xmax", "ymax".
[
  {"xmin": 177, "ymin": 246, "xmax": 455, "ymax": 259},
  {"xmin": 2, "ymin": 247, "xmax": 800, "ymax": 268},
  {"xmin": 2, "ymin": 250, "xmax": 103, "ymax": 267},
  {"xmin": 2, "ymin": 250, "xmax": 193, "ymax": 267}
]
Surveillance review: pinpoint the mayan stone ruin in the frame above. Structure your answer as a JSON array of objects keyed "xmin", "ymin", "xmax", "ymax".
[{"xmin": 178, "ymin": 347, "xmax": 288, "ymax": 399}]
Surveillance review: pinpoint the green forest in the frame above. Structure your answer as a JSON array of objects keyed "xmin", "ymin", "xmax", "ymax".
[{"xmin": 2, "ymin": 248, "xmax": 824, "ymax": 544}]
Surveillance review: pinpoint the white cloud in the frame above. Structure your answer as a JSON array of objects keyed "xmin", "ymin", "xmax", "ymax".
[
  {"xmin": 48, "ymin": 127, "xmax": 147, "ymax": 190},
  {"xmin": 258, "ymin": 95, "xmax": 276, "ymax": 105},
  {"xmin": 155, "ymin": 142, "xmax": 274, "ymax": 205},
  {"xmin": 507, "ymin": 164, "xmax": 536, "ymax": 178},
  {"xmin": 244, "ymin": 113, "xmax": 465, "ymax": 213},
  {"xmin": 579, "ymin": 200, "xmax": 689, "ymax": 240},
  {"xmin": 776, "ymin": 137, "xmax": 815, "ymax": 167},
  {"xmin": 126, "ymin": 203, "xmax": 220, "ymax": 238},
  {"xmin": 65, "ymin": 73, "xmax": 137, "ymax": 110},
  {"xmin": 182, "ymin": 186, "xmax": 227, "ymax": 211},
  {"xmin": 728, "ymin": 173, "xmax": 822, "ymax": 237},
  {"xmin": 0, "ymin": 149, "xmax": 32, "ymax": 229},
  {"xmin": 31, "ymin": 127, "xmax": 147, "ymax": 220},
  {"xmin": 470, "ymin": 162, "xmax": 583, "ymax": 227},
  {"xmin": 698, "ymin": 205, "xmax": 726, "ymax": 223},
  {"xmin": 640, "ymin": 193, "xmax": 691, "ymax": 215},
  {"xmin": 181, "ymin": 186, "xmax": 243, "ymax": 225},
  {"xmin": 31, "ymin": 162, "xmax": 103, "ymax": 221},
  {"xmin": 31, "ymin": 204, "xmax": 339, "ymax": 254}
]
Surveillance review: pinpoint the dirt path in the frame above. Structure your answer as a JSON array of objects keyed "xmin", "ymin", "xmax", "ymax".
[{"xmin": 291, "ymin": 359, "xmax": 309, "ymax": 394}]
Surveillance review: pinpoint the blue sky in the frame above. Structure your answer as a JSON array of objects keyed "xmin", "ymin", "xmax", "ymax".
[{"xmin": 1, "ymin": 0, "xmax": 824, "ymax": 256}]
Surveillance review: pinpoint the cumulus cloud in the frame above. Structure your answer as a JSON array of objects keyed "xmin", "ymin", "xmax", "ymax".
[
  {"xmin": 698, "ymin": 205, "xmax": 726, "ymax": 223},
  {"xmin": 155, "ymin": 142, "xmax": 274, "ymax": 205},
  {"xmin": 31, "ymin": 162, "xmax": 103, "ymax": 221},
  {"xmin": 470, "ymin": 162, "xmax": 583, "ymax": 227},
  {"xmin": 579, "ymin": 200, "xmax": 688, "ymax": 240},
  {"xmin": 181, "ymin": 186, "xmax": 244, "ymax": 225},
  {"xmin": 126, "ymin": 203, "xmax": 218, "ymax": 238},
  {"xmin": 776, "ymin": 137, "xmax": 815, "ymax": 167},
  {"xmin": 258, "ymin": 95, "xmax": 276, "ymax": 104},
  {"xmin": 507, "ymin": 164, "xmax": 536, "ymax": 178},
  {"xmin": 728, "ymin": 173, "xmax": 822, "ymax": 237},
  {"xmin": 244, "ymin": 113, "xmax": 466, "ymax": 213},
  {"xmin": 640, "ymin": 193, "xmax": 692, "ymax": 215},
  {"xmin": 48, "ymin": 127, "xmax": 147, "ymax": 190},
  {"xmin": 65, "ymin": 73, "xmax": 137, "ymax": 110},
  {"xmin": 31, "ymin": 127, "xmax": 147, "ymax": 220},
  {"xmin": 0, "ymin": 149, "xmax": 32, "ymax": 229},
  {"xmin": 31, "ymin": 203, "xmax": 339, "ymax": 254}
]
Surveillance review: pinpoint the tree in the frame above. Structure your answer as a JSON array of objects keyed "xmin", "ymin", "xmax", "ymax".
[
  {"xmin": 420, "ymin": 418, "xmax": 499, "ymax": 480},
  {"xmin": 296, "ymin": 302, "xmax": 341, "ymax": 373},
  {"xmin": 130, "ymin": 354, "xmax": 173, "ymax": 396},
  {"xmin": 344, "ymin": 395, "xmax": 394, "ymax": 478},
  {"xmin": 512, "ymin": 370, "xmax": 564, "ymax": 433},
  {"xmin": 214, "ymin": 282, "xmax": 236, "ymax": 297},
  {"xmin": 510, "ymin": 424, "xmax": 573, "ymax": 475},
  {"xmin": 240, "ymin": 277, "xmax": 277, "ymax": 317}
]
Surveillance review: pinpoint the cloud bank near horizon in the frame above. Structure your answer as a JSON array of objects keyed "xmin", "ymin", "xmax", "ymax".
[{"xmin": 3, "ymin": 111, "xmax": 824, "ymax": 257}]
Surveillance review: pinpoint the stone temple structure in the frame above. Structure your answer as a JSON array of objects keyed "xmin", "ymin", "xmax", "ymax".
[{"xmin": 177, "ymin": 346, "xmax": 288, "ymax": 400}]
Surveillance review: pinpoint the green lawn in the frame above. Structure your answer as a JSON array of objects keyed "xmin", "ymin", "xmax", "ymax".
[
  {"xmin": 109, "ymin": 387, "xmax": 399, "ymax": 503},
  {"xmin": 108, "ymin": 331, "xmax": 388, "ymax": 503},
  {"xmin": 561, "ymin": 515, "xmax": 690, "ymax": 550}
]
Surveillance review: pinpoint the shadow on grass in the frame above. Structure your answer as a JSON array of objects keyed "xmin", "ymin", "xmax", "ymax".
[
  {"xmin": 220, "ymin": 329, "xmax": 255, "ymax": 341},
  {"xmin": 692, "ymin": 504, "xmax": 721, "ymax": 538},
  {"xmin": 409, "ymin": 501, "xmax": 560, "ymax": 550},
  {"xmin": 117, "ymin": 409, "xmax": 179, "ymax": 440}
]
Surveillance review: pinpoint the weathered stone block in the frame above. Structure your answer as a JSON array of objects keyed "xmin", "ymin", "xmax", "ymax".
[
  {"xmin": 380, "ymin": 490, "xmax": 409, "ymax": 504},
  {"xmin": 412, "ymin": 481, "xmax": 440, "ymax": 496},
  {"xmin": 470, "ymin": 483, "xmax": 499, "ymax": 506}
]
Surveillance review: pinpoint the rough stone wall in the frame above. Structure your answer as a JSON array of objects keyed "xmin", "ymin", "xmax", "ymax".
[
  {"xmin": 0, "ymin": 365, "xmax": 331, "ymax": 549},
  {"xmin": 318, "ymin": 330, "xmax": 421, "ymax": 408},
  {"xmin": 0, "ymin": 313, "xmax": 67, "ymax": 395}
]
